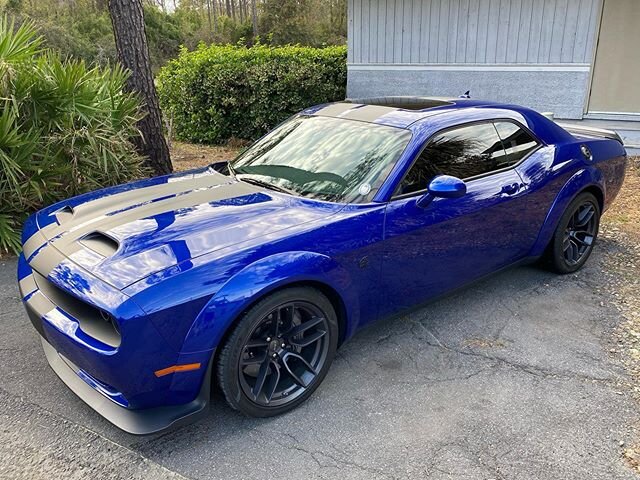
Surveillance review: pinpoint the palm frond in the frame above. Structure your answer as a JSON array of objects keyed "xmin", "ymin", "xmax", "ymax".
[{"xmin": 0, "ymin": 15, "xmax": 145, "ymax": 254}]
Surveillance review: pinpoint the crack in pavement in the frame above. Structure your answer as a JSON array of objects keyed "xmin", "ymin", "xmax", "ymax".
[
  {"xmin": 249, "ymin": 426, "xmax": 400, "ymax": 479},
  {"xmin": 392, "ymin": 363, "xmax": 498, "ymax": 385},
  {"xmin": 409, "ymin": 319, "xmax": 620, "ymax": 384}
]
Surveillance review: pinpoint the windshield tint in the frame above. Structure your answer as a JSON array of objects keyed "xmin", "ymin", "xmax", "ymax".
[{"xmin": 231, "ymin": 115, "xmax": 412, "ymax": 202}]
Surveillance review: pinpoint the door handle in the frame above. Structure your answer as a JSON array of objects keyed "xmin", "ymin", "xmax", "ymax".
[{"xmin": 501, "ymin": 183, "xmax": 521, "ymax": 195}]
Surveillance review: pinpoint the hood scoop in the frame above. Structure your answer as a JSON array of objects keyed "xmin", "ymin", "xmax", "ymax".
[
  {"xmin": 79, "ymin": 232, "xmax": 119, "ymax": 258},
  {"xmin": 55, "ymin": 205, "xmax": 75, "ymax": 224}
]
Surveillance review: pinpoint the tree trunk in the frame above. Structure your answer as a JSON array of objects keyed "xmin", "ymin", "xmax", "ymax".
[
  {"xmin": 251, "ymin": 0, "xmax": 257, "ymax": 36},
  {"xmin": 108, "ymin": 0, "xmax": 172, "ymax": 176},
  {"xmin": 212, "ymin": 0, "xmax": 218, "ymax": 34},
  {"xmin": 206, "ymin": 0, "xmax": 213, "ymax": 34}
]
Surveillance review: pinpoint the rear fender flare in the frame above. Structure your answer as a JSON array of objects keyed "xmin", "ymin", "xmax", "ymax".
[
  {"xmin": 180, "ymin": 251, "xmax": 357, "ymax": 353},
  {"xmin": 529, "ymin": 167, "xmax": 604, "ymax": 257}
]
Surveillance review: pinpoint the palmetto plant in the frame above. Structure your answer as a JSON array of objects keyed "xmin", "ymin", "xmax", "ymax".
[{"xmin": 0, "ymin": 16, "xmax": 146, "ymax": 254}]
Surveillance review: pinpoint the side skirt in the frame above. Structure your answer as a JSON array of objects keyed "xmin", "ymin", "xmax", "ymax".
[{"xmin": 346, "ymin": 256, "xmax": 539, "ymax": 343}]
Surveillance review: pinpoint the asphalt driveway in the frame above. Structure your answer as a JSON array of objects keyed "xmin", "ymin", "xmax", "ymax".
[{"xmin": 0, "ymin": 244, "xmax": 637, "ymax": 480}]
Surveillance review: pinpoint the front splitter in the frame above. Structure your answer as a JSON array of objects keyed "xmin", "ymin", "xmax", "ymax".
[{"xmin": 41, "ymin": 337, "xmax": 212, "ymax": 435}]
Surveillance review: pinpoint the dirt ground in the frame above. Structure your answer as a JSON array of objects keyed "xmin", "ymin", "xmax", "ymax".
[
  {"xmin": 597, "ymin": 159, "xmax": 640, "ymax": 471},
  {"xmin": 170, "ymin": 140, "xmax": 244, "ymax": 171}
]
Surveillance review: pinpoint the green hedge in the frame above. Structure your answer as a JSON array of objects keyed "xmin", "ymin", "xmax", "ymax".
[{"xmin": 157, "ymin": 44, "xmax": 347, "ymax": 144}]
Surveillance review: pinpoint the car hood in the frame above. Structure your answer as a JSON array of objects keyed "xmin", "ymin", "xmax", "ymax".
[{"xmin": 33, "ymin": 168, "xmax": 342, "ymax": 290}]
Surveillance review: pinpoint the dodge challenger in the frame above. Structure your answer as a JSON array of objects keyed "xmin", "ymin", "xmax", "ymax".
[{"xmin": 18, "ymin": 97, "xmax": 627, "ymax": 434}]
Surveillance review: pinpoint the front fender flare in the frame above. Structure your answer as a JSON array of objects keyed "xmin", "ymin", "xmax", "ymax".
[
  {"xmin": 180, "ymin": 251, "xmax": 357, "ymax": 353},
  {"xmin": 529, "ymin": 167, "xmax": 604, "ymax": 257}
]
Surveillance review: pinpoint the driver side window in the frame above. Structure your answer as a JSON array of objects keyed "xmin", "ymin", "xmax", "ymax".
[{"xmin": 395, "ymin": 122, "xmax": 506, "ymax": 196}]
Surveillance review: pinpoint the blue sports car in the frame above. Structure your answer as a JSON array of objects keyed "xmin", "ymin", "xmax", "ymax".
[{"xmin": 18, "ymin": 97, "xmax": 626, "ymax": 434}]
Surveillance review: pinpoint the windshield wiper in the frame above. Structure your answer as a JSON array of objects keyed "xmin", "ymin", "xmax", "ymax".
[
  {"xmin": 237, "ymin": 176, "xmax": 297, "ymax": 196},
  {"xmin": 208, "ymin": 161, "xmax": 237, "ymax": 179},
  {"xmin": 227, "ymin": 161, "xmax": 237, "ymax": 179}
]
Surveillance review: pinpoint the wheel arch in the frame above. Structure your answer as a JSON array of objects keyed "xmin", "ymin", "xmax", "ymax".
[
  {"xmin": 529, "ymin": 168, "xmax": 605, "ymax": 258},
  {"xmin": 582, "ymin": 184, "xmax": 604, "ymax": 212},
  {"xmin": 211, "ymin": 279, "xmax": 349, "ymax": 379},
  {"xmin": 287, "ymin": 280, "xmax": 348, "ymax": 347},
  {"xmin": 180, "ymin": 251, "xmax": 357, "ymax": 355}
]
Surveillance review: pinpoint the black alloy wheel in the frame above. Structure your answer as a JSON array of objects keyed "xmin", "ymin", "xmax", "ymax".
[
  {"xmin": 563, "ymin": 201, "xmax": 598, "ymax": 266},
  {"xmin": 217, "ymin": 287, "xmax": 338, "ymax": 417},
  {"xmin": 239, "ymin": 301, "xmax": 330, "ymax": 406},
  {"xmin": 546, "ymin": 192, "xmax": 600, "ymax": 274}
]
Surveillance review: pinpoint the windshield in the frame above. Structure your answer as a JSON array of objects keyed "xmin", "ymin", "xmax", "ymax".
[{"xmin": 231, "ymin": 115, "xmax": 412, "ymax": 203}]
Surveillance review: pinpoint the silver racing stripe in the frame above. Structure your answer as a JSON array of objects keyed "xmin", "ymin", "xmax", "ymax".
[
  {"xmin": 25, "ymin": 290, "xmax": 56, "ymax": 319},
  {"xmin": 50, "ymin": 182, "xmax": 259, "ymax": 254},
  {"xmin": 29, "ymin": 242, "xmax": 69, "ymax": 277},
  {"xmin": 313, "ymin": 102, "xmax": 399, "ymax": 122},
  {"xmin": 66, "ymin": 170, "xmax": 233, "ymax": 222},
  {"xmin": 313, "ymin": 102, "xmax": 361, "ymax": 117},
  {"xmin": 29, "ymin": 179, "xmax": 261, "ymax": 273},
  {"xmin": 23, "ymin": 224, "xmax": 58, "ymax": 260},
  {"xmin": 24, "ymin": 171, "xmax": 232, "ymax": 261},
  {"xmin": 339, "ymin": 104, "xmax": 400, "ymax": 122},
  {"xmin": 18, "ymin": 274, "xmax": 37, "ymax": 298}
]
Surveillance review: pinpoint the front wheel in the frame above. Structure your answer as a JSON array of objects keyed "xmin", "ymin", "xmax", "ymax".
[
  {"xmin": 545, "ymin": 192, "xmax": 600, "ymax": 274},
  {"xmin": 216, "ymin": 287, "xmax": 338, "ymax": 417}
]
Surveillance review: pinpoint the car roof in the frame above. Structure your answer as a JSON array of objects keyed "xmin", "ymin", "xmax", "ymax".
[
  {"xmin": 302, "ymin": 98, "xmax": 575, "ymax": 146},
  {"xmin": 302, "ymin": 98, "xmax": 505, "ymax": 129}
]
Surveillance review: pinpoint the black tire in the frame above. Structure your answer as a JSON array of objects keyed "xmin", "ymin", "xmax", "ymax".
[
  {"xmin": 544, "ymin": 192, "xmax": 600, "ymax": 274},
  {"xmin": 216, "ymin": 286, "xmax": 338, "ymax": 417}
]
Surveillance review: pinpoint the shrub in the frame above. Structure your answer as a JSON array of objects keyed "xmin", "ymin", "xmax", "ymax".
[
  {"xmin": 0, "ymin": 16, "xmax": 145, "ymax": 254},
  {"xmin": 157, "ymin": 43, "xmax": 347, "ymax": 144}
]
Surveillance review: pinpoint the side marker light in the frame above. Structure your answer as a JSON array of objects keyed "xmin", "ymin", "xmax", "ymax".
[{"xmin": 154, "ymin": 363, "xmax": 202, "ymax": 377}]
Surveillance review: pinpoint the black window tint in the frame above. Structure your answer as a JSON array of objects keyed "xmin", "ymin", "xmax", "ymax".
[
  {"xmin": 397, "ymin": 122, "xmax": 505, "ymax": 196},
  {"xmin": 493, "ymin": 122, "xmax": 539, "ymax": 167}
]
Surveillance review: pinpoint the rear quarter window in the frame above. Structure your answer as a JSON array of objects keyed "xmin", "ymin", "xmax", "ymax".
[{"xmin": 493, "ymin": 122, "xmax": 540, "ymax": 167}]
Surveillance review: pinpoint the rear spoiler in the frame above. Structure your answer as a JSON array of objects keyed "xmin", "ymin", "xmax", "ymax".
[{"xmin": 556, "ymin": 122, "xmax": 624, "ymax": 145}]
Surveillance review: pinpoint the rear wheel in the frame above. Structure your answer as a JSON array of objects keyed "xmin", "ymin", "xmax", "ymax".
[
  {"xmin": 217, "ymin": 287, "xmax": 338, "ymax": 417},
  {"xmin": 545, "ymin": 192, "xmax": 600, "ymax": 274}
]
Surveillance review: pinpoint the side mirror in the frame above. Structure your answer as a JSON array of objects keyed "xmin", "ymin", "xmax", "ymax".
[
  {"xmin": 416, "ymin": 175, "xmax": 467, "ymax": 208},
  {"xmin": 428, "ymin": 175, "xmax": 467, "ymax": 198}
]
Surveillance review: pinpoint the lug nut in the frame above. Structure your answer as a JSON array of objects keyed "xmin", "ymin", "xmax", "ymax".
[
  {"xmin": 281, "ymin": 343, "xmax": 286, "ymax": 348},
  {"xmin": 266, "ymin": 337, "xmax": 271, "ymax": 342},
  {"xmin": 272, "ymin": 353, "xmax": 277, "ymax": 358}
]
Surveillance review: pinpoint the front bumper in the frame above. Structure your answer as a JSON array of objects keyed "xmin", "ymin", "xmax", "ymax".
[
  {"xmin": 18, "ymin": 251, "xmax": 213, "ymax": 435},
  {"xmin": 40, "ymin": 337, "xmax": 212, "ymax": 435}
]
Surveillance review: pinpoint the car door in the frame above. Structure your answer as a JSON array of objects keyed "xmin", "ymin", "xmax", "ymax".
[{"xmin": 379, "ymin": 121, "xmax": 540, "ymax": 316}]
